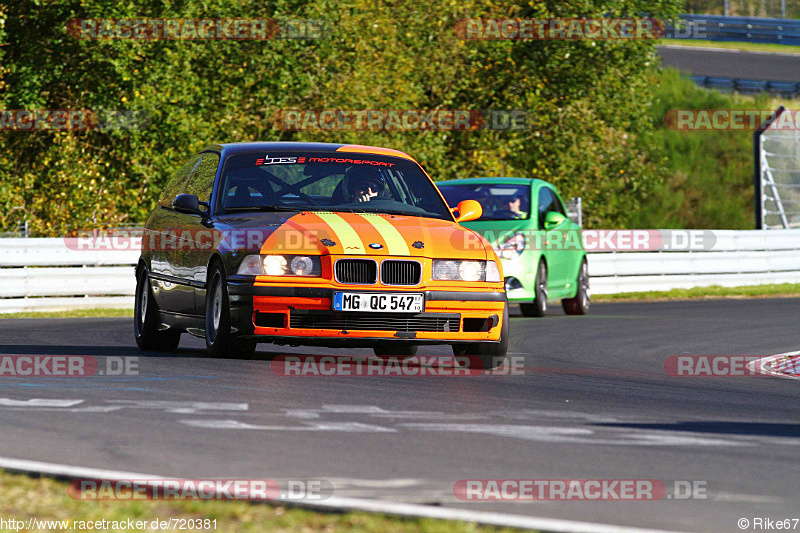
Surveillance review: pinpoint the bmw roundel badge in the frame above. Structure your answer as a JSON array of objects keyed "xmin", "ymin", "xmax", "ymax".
[{"xmin": 369, "ymin": 243, "xmax": 383, "ymax": 249}]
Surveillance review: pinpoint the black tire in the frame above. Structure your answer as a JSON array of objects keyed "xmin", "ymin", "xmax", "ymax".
[
  {"xmin": 520, "ymin": 260, "xmax": 547, "ymax": 317},
  {"xmin": 233, "ymin": 338, "xmax": 259, "ymax": 359},
  {"xmin": 373, "ymin": 344, "xmax": 418, "ymax": 358},
  {"xmin": 562, "ymin": 259, "xmax": 590, "ymax": 315},
  {"xmin": 205, "ymin": 262, "xmax": 237, "ymax": 358},
  {"xmin": 453, "ymin": 304, "xmax": 508, "ymax": 370},
  {"xmin": 134, "ymin": 266, "xmax": 181, "ymax": 351}
]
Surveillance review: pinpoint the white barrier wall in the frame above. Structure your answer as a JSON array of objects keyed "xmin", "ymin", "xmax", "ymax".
[
  {"xmin": 1, "ymin": 230, "xmax": 800, "ymax": 313},
  {"xmin": 588, "ymin": 230, "xmax": 800, "ymax": 294},
  {"xmin": 0, "ymin": 238, "xmax": 138, "ymax": 313}
]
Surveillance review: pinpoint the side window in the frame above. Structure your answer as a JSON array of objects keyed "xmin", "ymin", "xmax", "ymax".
[
  {"xmin": 160, "ymin": 154, "xmax": 203, "ymax": 205},
  {"xmin": 537, "ymin": 187, "xmax": 555, "ymax": 229},
  {"xmin": 184, "ymin": 152, "xmax": 220, "ymax": 205},
  {"xmin": 552, "ymin": 191, "xmax": 567, "ymax": 216}
]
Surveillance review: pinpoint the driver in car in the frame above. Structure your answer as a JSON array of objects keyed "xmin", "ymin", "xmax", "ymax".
[
  {"xmin": 348, "ymin": 170, "xmax": 387, "ymax": 203},
  {"xmin": 506, "ymin": 195, "xmax": 527, "ymax": 219}
]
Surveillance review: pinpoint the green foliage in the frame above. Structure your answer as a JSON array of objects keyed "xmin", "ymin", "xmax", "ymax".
[
  {"xmin": 1, "ymin": 0, "xmax": 681, "ymax": 235},
  {"xmin": 633, "ymin": 68, "xmax": 790, "ymax": 229}
]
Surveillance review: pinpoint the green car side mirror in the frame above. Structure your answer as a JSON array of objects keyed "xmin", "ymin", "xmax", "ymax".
[{"xmin": 543, "ymin": 211, "xmax": 567, "ymax": 229}]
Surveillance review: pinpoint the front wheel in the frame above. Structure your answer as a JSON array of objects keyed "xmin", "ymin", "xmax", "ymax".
[
  {"xmin": 453, "ymin": 304, "xmax": 508, "ymax": 370},
  {"xmin": 562, "ymin": 259, "xmax": 590, "ymax": 315},
  {"xmin": 134, "ymin": 266, "xmax": 180, "ymax": 351},
  {"xmin": 205, "ymin": 263, "xmax": 237, "ymax": 358},
  {"xmin": 520, "ymin": 260, "xmax": 547, "ymax": 317}
]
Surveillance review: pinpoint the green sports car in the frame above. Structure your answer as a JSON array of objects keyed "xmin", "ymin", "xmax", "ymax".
[{"xmin": 438, "ymin": 177, "xmax": 589, "ymax": 317}]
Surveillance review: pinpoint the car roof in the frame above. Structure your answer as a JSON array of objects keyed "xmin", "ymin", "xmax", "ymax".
[
  {"xmin": 201, "ymin": 142, "xmax": 414, "ymax": 160},
  {"xmin": 437, "ymin": 177, "xmax": 550, "ymax": 187}
]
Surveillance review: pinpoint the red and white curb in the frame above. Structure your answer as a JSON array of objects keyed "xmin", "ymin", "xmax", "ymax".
[
  {"xmin": 747, "ymin": 350, "xmax": 800, "ymax": 380},
  {"xmin": 0, "ymin": 456, "xmax": 686, "ymax": 533}
]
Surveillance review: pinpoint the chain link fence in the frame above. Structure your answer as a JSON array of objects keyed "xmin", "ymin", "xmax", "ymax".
[{"xmin": 756, "ymin": 107, "xmax": 800, "ymax": 229}]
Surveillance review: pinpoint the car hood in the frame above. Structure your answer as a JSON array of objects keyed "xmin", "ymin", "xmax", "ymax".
[
  {"xmin": 461, "ymin": 219, "xmax": 532, "ymax": 247},
  {"xmin": 222, "ymin": 211, "xmax": 489, "ymax": 259}
]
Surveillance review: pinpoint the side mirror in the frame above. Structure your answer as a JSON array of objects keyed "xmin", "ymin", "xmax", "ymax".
[
  {"xmin": 172, "ymin": 194, "xmax": 205, "ymax": 216},
  {"xmin": 544, "ymin": 211, "xmax": 567, "ymax": 229},
  {"xmin": 455, "ymin": 200, "xmax": 483, "ymax": 223}
]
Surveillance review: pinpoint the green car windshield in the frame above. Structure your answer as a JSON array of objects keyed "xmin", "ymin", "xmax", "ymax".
[
  {"xmin": 216, "ymin": 152, "xmax": 453, "ymax": 220},
  {"xmin": 438, "ymin": 183, "xmax": 531, "ymax": 221}
]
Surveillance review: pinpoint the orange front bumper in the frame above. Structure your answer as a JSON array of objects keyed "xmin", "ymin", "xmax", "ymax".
[{"xmin": 247, "ymin": 286, "xmax": 506, "ymax": 343}]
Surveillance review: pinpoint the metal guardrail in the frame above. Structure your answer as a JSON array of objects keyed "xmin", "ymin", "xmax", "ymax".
[
  {"xmin": 2, "ymin": 230, "xmax": 800, "ymax": 312},
  {"xmin": 690, "ymin": 75, "xmax": 800, "ymax": 97},
  {"xmin": 668, "ymin": 14, "xmax": 800, "ymax": 45}
]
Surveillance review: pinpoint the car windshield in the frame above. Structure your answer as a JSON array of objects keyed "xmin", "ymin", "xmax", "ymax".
[
  {"xmin": 216, "ymin": 151, "xmax": 453, "ymax": 220},
  {"xmin": 438, "ymin": 182, "xmax": 531, "ymax": 221}
]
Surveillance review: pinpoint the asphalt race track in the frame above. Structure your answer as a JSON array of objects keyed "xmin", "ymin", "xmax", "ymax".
[
  {"xmin": 658, "ymin": 45, "xmax": 800, "ymax": 81},
  {"xmin": 0, "ymin": 299, "xmax": 799, "ymax": 532}
]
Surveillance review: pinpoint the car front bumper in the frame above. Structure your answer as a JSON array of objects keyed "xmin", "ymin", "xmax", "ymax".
[{"xmin": 227, "ymin": 281, "xmax": 506, "ymax": 346}]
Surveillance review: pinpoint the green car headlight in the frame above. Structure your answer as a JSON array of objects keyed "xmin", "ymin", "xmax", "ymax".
[
  {"xmin": 433, "ymin": 260, "xmax": 499, "ymax": 282},
  {"xmin": 494, "ymin": 232, "xmax": 526, "ymax": 260},
  {"xmin": 236, "ymin": 255, "xmax": 321, "ymax": 277}
]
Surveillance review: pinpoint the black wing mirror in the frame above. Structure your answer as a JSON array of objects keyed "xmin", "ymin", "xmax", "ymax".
[{"xmin": 172, "ymin": 194, "xmax": 206, "ymax": 216}]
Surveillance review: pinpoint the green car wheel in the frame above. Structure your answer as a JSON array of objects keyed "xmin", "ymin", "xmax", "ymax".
[{"xmin": 520, "ymin": 260, "xmax": 547, "ymax": 317}]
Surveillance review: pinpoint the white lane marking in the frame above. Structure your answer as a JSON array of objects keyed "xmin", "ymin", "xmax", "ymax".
[
  {"xmin": 401, "ymin": 423, "xmax": 594, "ymax": 442},
  {"xmin": 322, "ymin": 405, "xmax": 388, "ymax": 413},
  {"xmin": 327, "ymin": 478, "xmax": 425, "ymax": 488},
  {"xmin": 747, "ymin": 350, "xmax": 800, "ymax": 380},
  {"xmin": 0, "ymin": 455, "xmax": 688, "ymax": 533},
  {"xmin": 401, "ymin": 423, "xmax": 750, "ymax": 447},
  {"xmin": 69, "ymin": 406, "xmax": 125, "ymax": 413},
  {"xmin": 715, "ymin": 493, "xmax": 784, "ymax": 503},
  {"xmin": 490, "ymin": 409, "xmax": 620, "ymax": 423},
  {"xmin": 108, "ymin": 400, "xmax": 249, "ymax": 413},
  {"xmin": 284, "ymin": 409, "xmax": 321, "ymax": 419},
  {"xmin": 0, "ymin": 398, "xmax": 83, "ymax": 407},
  {"xmin": 180, "ymin": 419, "xmax": 396, "ymax": 433}
]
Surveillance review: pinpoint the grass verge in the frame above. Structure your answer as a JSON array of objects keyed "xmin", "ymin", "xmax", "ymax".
[
  {"xmin": 0, "ymin": 469, "xmax": 517, "ymax": 533},
  {"xmin": 659, "ymin": 38, "xmax": 800, "ymax": 54},
  {"xmin": 593, "ymin": 283, "xmax": 800, "ymax": 302}
]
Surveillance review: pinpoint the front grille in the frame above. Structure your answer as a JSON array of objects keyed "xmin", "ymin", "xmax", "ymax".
[
  {"xmin": 335, "ymin": 259, "xmax": 377, "ymax": 285},
  {"xmin": 290, "ymin": 311, "xmax": 460, "ymax": 332},
  {"xmin": 381, "ymin": 260, "xmax": 422, "ymax": 286}
]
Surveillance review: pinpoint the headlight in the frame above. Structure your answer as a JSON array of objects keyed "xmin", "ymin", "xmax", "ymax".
[
  {"xmin": 458, "ymin": 261, "xmax": 483, "ymax": 282},
  {"xmin": 433, "ymin": 260, "xmax": 497, "ymax": 282},
  {"xmin": 236, "ymin": 255, "xmax": 321, "ymax": 277},
  {"xmin": 290, "ymin": 256, "xmax": 314, "ymax": 276},
  {"xmin": 494, "ymin": 233, "xmax": 526, "ymax": 260},
  {"xmin": 263, "ymin": 255, "xmax": 288, "ymax": 276},
  {"xmin": 432, "ymin": 260, "xmax": 459, "ymax": 280},
  {"xmin": 486, "ymin": 261, "xmax": 501, "ymax": 282}
]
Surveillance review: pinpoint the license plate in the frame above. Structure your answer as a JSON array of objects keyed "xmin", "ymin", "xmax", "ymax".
[{"xmin": 333, "ymin": 292, "xmax": 424, "ymax": 313}]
